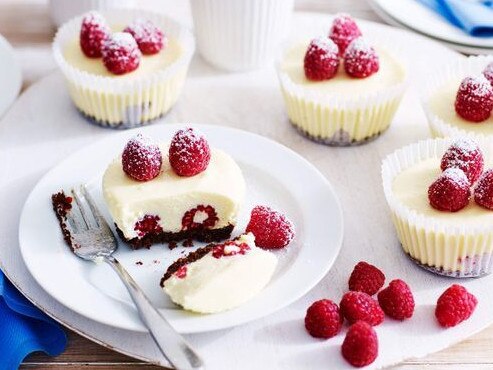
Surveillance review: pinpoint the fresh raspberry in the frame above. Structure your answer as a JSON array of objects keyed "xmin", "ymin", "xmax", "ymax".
[
  {"xmin": 377, "ymin": 279, "xmax": 415, "ymax": 320},
  {"xmin": 182, "ymin": 205, "xmax": 218, "ymax": 230},
  {"xmin": 428, "ymin": 168, "xmax": 471, "ymax": 212},
  {"xmin": 455, "ymin": 76, "xmax": 493, "ymax": 122},
  {"xmin": 329, "ymin": 13, "xmax": 362, "ymax": 56},
  {"xmin": 348, "ymin": 261, "xmax": 385, "ymax": 296},
  {"xmin": 134, "ymin": 215, "xmax": 163, "ymax": 238},
  {"xmin": 441, "ymin": 138, "xmax": 484, "ymax": 184},
  {"xmin": 343, "ymin": 37, "xmax": 379, "ymax": 78},
  {"xmin": 174, "ymin": 266, "xmax": 187, "ymax": 279},
  {"xmin": 483, "ymin": 62, "xmax": 493, "ymax": 86},
  {"xmin": 122, "ymin": 134, "xmax": 162, "ymax": 181},
  {"xmin": 474, "ymin": 169, "xmax": 493, "ymax": 210},
  {"xmin": 245, "ymin": 205, "xmax": 295, "ymax": 249},
  {"xmin": 341, "ymin": 321, "xmax": 378, "ymax": 368},
  {"xmin": 304, "ymin": 299, "xmax": 343, "ymax": 339},
  {"xmin": 435, "ymin": 284, "xmax": 477, "ymax": 328},
  {"xmin": 169, "ymin": 128, "xmax": 211, "ymax": 177},
  {"xmin": 303, "ymin": 37, "xmax": 340, "ymax": 81},
  {"xmin": 340, "ymin": 291, "xmax": 384, "ymax": 326},
  {"xmin": 102, "ymin": 32, "xmax": 141, "ymax": 75},
  {"xmin": 80, "ymin": 11, "xmax": 110, "ymax": 58},
  {"xmin": 123, "ymin": 18, "xmax": 166, "ymax": 55}
]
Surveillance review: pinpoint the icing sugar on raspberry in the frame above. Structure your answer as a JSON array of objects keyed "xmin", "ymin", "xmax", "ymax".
[
  {"xmin": 459, "ymin": 75, "xmax": 492, "ymax": 97},
  {"xmin": 105, "ymin": 32, "xmax": 140, "ymax": 53},
  {"xmin": 440, "ymin": 168, "xmax": 470, "ymax": 188},
  {"xmin": 128, "ymin": 18, "xmax": 165, "ymax": 43},
  {"xmin": 308, "ymin": 36, "xmax": 338, "ymax": 60}
]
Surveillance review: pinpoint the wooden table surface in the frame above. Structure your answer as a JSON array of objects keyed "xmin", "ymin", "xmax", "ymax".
[{"xmin": 1, "ymin": 0, "xmax": 492, "ymax": 369}]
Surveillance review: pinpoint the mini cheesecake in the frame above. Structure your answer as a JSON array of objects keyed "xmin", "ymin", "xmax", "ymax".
[
  {"xmin": 102, "ymin": 142, "xmax": 246, "ymax": 249},
  {"xmin": 160, "ymin": 233, "xmax": 278, "ymax": 313}
]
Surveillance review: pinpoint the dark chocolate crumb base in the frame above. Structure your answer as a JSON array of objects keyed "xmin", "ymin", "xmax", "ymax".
[
  {"xmin": 77, "ymin": 108, "xmax": 165, "ymax": 130},
  {"xmin": 116, "ymin": 224, "xmax": 234, "ymax": 250},
  {"xmin": 51, "ymin": 191, "xmax": 75, "ymax": 251},
  {"xmin": 291, "ymin": 122, "xmax": 387, "ymax": 147},
  {"xmin": 160, "ymin": 244, "xmax": 215, "ymax": 287},
  {"xmin": 407, "ymin": 253, "xmax": 490, "ymax": 278}
]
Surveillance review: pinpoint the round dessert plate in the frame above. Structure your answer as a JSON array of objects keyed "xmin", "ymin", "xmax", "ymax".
[
  {"xmin": 370, "ymin": 0, "xmax": 493, "ymax": 52},
  {"xmin": 0, "ymin": 34, "xmax": 22, "ymax": 118},
  {"xmin": 18, "ymin": 123, "xmax": 343, "ymax": 333}
]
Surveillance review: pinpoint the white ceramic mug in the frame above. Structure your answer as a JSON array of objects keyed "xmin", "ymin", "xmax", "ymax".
[
  {"xmin": 49, "ymin": 0, "xmax": 137, "ymax": 27},
  {"xmin": 191, "ymin": 0, "xmax": 294, "ymax": 72}
]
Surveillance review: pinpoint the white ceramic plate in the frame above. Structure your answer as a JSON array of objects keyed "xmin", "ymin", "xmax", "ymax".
[
  {"xmin": 0, "ymin": 35, "xmax": 22, "ymax": 118},
  {"xmin": 370, "ymin": 0, "xmax": 493, "ymax": 51},
  {"xmin": 18, "ymin": 123, "xmax": 343, "ymax": 333}
]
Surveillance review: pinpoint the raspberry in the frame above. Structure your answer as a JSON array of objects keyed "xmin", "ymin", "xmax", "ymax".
[
  {"xmin": 435, "ymin": 284, "xmax": 477, "ymax": 328},
  {"xmin": 245, "ymin": 205, "xmax": 295, "ymax": 249},
  {"xmin": 348, "ymin": 261, "xmax": 385, "ymax": 296},
  {"xmin": 80, "ymin": 11, "xmax": 110, "ymax": 58},
  {"xmin": 182, "ymin": 205, "xmax": 218, "ymax": 230},
  {"xmin": 303, "ymin": 37, "xmax": 340, "ymax": 81},
  {"xmin": 329, "ymin": 13, "xmax": 362, "ymax": 56},
  {"xmin": 483, "ymin": 62, "xmax": 493, "ymax": 86},
  {"xmin": 134, "ymin": 215, "xmax": 163, "ymax": 238},
  {"xmin": 169, "ymin": 128, "xmax": 211, "ymax": 177},
  {"xmin": 441, "ymin": 138, "xmax": 484, "ymax": 184},
  {"xmin": 122, "ymin": 134, "xmax": 162, "ymax": 181},
  {"xmin": 102, "ymin": 32, "xmax": 141, "ymax": 75},
  {"xmin": 377, "ymin": 279, "xmax": 415, "ymax": 320},
  {"xmin": 174, "ymin": 266, "xmax": 187, "ymax": 279},
  {"xmin": 123, "ymin": 18, "xmax": 166, "ymax": 55},
  {"xmin": 343, "ymin": 37, "xmax": 379, "ymax": 78},
  {"xmin": 304, "ymin": 299, "xmax": 343, "ymax": 339},
  {"xmin": 455, "ymin": 76, "xmax": 493, "ymax": 122},
  {"xmin": 474, "ymin": 169, "xmax": 493, "ymax": 210},
  {"xmin": 340, "ymin": 291, "xmax": 384, "ymax": 326},
  {"xmin": 341, "ymin": 321, "xmax": 378, "ymax": 367},
  {"xmin": 428, "ymin": 168, "xmax": 471, "ymax": 212}
]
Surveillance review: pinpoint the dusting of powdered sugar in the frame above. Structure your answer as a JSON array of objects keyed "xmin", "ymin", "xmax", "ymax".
[
  {"xmin": 483, "ymin": 62, "xmax": 493, "ymax": 85},
  {"xmin": 459, "ymin": 75, "xmax": 493, "ymax": 98},
  {"xmin": 308, "ymin": 36, "xmax": 339, "ymax": 57},
  {"xmin": 441, "ymin": 167, "xmax": 471, "ymax": 188}
]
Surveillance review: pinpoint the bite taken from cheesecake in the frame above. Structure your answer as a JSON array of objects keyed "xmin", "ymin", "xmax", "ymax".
[{"xmin": 102, "ymin": 128, "xmax": 246, "ymax": 249}]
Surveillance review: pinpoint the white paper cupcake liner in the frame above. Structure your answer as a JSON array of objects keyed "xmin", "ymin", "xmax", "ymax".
[
  {"xmin": 422, "ymin": 55, "xmax": 493, "ymax": 140},
  {"xmin": 191, "ymin": 0, "xmax": 294, "ymax": 71},
  {"xmin": 53, "ymin": 9, "xmax": 195, "ymax": 128},
  {"xmin": 381, "ymin": 138, "xmax": 493, "ymax": 277},
  {"xmin": 276, "ymin": 39, "xmax": 408, "ymax": 146},
  {"xmin": 49, "ymin": 0, "xmax": 137, "ymax": 27}
]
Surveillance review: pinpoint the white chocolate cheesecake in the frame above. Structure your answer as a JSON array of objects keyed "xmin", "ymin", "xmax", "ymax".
[
  {"xmin": 160, "ymin": 233, "xmax": 278, "ymax": 313},
  {"xmin": 102, "ymin": 143, "xmax": 246, "ymax": 249}
]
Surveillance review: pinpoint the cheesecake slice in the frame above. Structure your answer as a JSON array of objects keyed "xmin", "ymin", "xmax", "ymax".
[
  {"xmin": 102, "ymin": 132, "xmax": 246, "ymax": 249},
  {"xmin": 160, "ymin": 233, "xmax": 278, "ymax": 313}
]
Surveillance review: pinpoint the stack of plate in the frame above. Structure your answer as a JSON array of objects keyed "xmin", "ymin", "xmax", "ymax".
[{"xmin": 369, "ymin": 0, "xmax": 493, "ymax": 54}]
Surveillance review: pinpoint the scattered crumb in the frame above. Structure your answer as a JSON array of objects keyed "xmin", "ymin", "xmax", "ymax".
[
  {"xmin": 168, "ymin": 241, "xmax": 178, "ymax": 250},
  {"xmin": 135, "ymin": 261, "xmax": 143, "ymax": 266},
  {"xmin": 153, "ymin": 259, "xmax": 160, "ymax": 264},
  {"xmin": 183, "ymin": 239, "xmax": 194, "ymax": 248}
]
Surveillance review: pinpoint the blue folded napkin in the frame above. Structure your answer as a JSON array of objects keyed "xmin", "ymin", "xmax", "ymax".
[
  {"xmin": 0, "ymin": 271, "xmax": 66, "ymax": 370},
  {"xmin": 417, "ymin": 0, "xmax": 493, "ymax": 37}
]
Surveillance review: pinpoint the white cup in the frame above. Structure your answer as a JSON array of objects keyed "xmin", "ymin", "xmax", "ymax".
[
  {"xmin": 191, "ymin": 0, "xmax": 294, "ymax": 72},
  {"xmin": 49, "ymin": 0, "xmax": 137, "ymax": 27}
]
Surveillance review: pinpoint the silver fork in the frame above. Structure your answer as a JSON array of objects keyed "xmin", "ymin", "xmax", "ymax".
[{"xmin": 65, "ymin": 185, "xmax": 204, "ymax": 370}]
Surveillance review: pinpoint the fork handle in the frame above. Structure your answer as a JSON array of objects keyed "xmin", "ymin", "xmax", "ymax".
[{"xmin": 104, "ymin": 255, "xmax": 204, "ymax": 370}]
